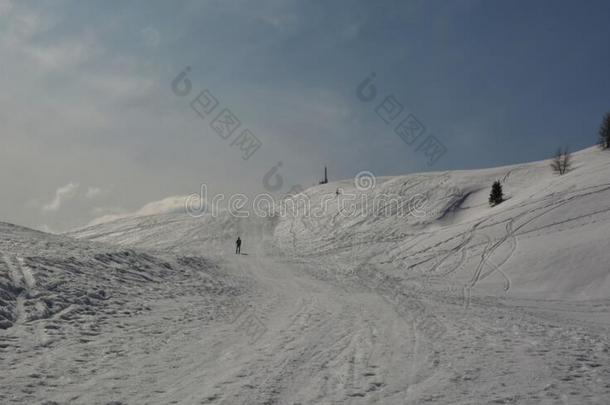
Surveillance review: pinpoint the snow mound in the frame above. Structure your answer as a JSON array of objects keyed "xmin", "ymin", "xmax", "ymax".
[{"xmin": 0, "ymin": 222, "xmax": 232, "ymax": 330}]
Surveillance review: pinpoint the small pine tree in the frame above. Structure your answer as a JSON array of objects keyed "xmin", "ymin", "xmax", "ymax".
[
  {"xmin": 600, "ymin": 112, "xmax": 610, "ymax": 150},
  {"xmin": 489, "ymin": 181, "xmax": 504, "ymax": 206}
]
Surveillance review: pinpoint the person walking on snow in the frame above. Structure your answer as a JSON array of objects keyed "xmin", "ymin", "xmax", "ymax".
[{"xmin": 235, "ymin": 236, "xmax": 242, "ymax": 254}]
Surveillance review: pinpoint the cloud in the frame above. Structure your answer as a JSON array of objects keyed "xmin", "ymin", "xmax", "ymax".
[
  {"xmin": 0, "ymin": 0, "xmax": 13, "ymax": 17},
  {"xmin": 42, "ymin": 182, "xmax": 79, "ymax": 212},
  {"xmin": 85, "ymin": 186, "xmax": 103, "ymax": 199},
  {"xmin": 23, "ymin": 37, "xmax": 99, "ymax": 71}
]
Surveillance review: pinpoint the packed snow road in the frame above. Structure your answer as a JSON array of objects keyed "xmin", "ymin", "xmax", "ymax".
[
  {"xmin": 2, "ymin": 231, "xmax": 609, "ymax": 404},
  {"xmin": 0, "ymin": 234, "xmax": 423, "ymax": 404}
]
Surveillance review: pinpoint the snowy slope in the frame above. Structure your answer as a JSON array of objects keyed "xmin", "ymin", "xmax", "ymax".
[
  {"xmin": 270, "ymin": 146, "xmax": 610, "ymax": 301},
  {"xmin": 72, "ymin": 146, "xmax": 610, "ymax": 301},
  {"xmin": 4, "ymin": 146, "xmax": 609, "ymax": 404},
  {"xmin": 0, "ymin": 222, "xmax": 260, "ymax": 404}
]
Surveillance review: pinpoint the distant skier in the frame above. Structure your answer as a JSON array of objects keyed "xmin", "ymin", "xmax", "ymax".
[{"xmin": 235, "ymin": 236, "xmax": 242, "ymax": 254}]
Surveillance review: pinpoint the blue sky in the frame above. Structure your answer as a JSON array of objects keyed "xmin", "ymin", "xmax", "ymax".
[{"xmin": 1, "ymin": 0, "xmax": 609, "ymax": 231}]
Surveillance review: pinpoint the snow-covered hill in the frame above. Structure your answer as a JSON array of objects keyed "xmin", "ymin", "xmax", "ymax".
[
  {"xmin": 72, "ymin": 146, "xmax": 610, "ymax": 301},
  {"xmin": 274, "ymin": 146, "xmax": 610, "ymax": 301},
  {"xmin": 3, "ymin": 146, "xmax": 610, "ymax": 404}
]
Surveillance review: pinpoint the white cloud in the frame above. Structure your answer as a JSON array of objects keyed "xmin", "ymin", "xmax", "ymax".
[
  {"xmin": 86, "ymin": 186, "xmax": 103, "ymax": 199},
  {"xmin": 42, "ymin": 182, "xmax": 79, "ymax": 212},
  {"xmin": 0, "ymin": 0, "xmax": 13, "ymax": 17},
  {"xmin": 0, "ymin": 3, "xmax": 102, "ymax": 73},
  {"xmin": 23, "ymin": 38, "xmax": 99, "ymax": 71},
  {"xmin": 1, "ymin": 4, "xmax": 58, "ymax": 50}
]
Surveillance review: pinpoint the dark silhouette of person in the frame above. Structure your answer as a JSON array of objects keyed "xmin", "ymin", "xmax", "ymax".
[{"xmin": 235, "ymin": 236, "xmax": 242, "ymax": 254}]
